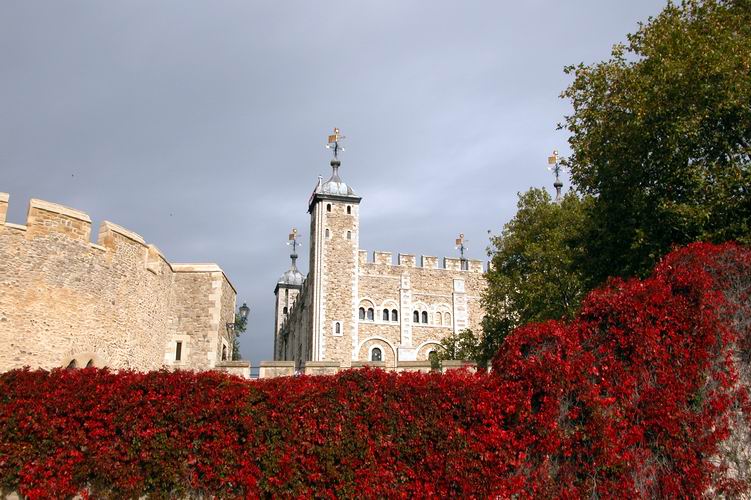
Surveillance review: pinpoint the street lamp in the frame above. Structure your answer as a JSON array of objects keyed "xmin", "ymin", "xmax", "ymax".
[{"xmin": 226, "ymin": 302, "xmax": 250, "ymax": 333}]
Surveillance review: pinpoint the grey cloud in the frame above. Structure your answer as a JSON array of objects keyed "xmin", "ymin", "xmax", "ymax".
[{"xmin": 0, "ymin": 0, "xmax": 666, "ymax": 364}]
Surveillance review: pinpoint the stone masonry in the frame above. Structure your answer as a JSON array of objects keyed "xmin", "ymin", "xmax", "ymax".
[
  {"xmin": 274, "ymin": 157, "xmax": 486, "ymax": 370},
  {"xmin": 0, "ymin": 194, "xmax": 237, "ymax": 372}
]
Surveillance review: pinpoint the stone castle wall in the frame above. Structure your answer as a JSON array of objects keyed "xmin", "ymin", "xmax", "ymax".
[
  {"xmin": 277, "ymin": 245, "xmax": 486, "ymax": 369},
  {"xmin": 0, "ymin": 193, "xmax": 236, "ymax": 373},
  {"xmin": 355, "ymin": 251, "xmax": 485, "ymax": 367}
]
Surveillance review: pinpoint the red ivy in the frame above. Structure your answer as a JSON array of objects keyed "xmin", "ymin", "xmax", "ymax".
[{"xmin": 0, "ymin": 243, "xmax": 749, "ymax": 498}]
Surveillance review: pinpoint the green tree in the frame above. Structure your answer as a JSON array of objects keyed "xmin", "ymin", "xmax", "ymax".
[
  {"xmin": 561, "ymin": 0, "xmax": 751, "ymax": 286},
  {"xmin": 432, "ymin": 329, "xmax": 482, "ymax": 368},
  {"xmin": 231, "ymin": 314, "xmax": 247, "ymax": 361},
  {"xmin": 479, "ymin": 189, "xmax": 589, "ymax": 366}
]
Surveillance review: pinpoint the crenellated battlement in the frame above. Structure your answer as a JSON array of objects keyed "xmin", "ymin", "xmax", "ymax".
[
  {"xmin": 0, "ymin": 192, "xmax": 237, "ymax": 373},
  {"xmin": 358, "ymin": 248, "xmax": 484, "ymax": 273},
  {"xmin": 0, "ymin": 193, "xmax": 234, "ymax": 288}
]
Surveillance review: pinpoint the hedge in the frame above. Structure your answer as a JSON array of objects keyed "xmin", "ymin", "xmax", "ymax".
[{"xmin": 0, "ymin": 242, "xmax": 749, "ymax": 498}]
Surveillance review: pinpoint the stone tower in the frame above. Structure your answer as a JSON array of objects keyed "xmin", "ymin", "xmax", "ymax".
[
  {"xmin": 273, "ymin": 242, "xmax": 304, "ymax": 360},
  {"xmin": 307, "ymin": 157, "xmax": 361, "ymax": 365}
]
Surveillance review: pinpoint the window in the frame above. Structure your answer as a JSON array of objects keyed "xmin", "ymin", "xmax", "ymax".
[
  {"xmin": 335, "ymin": 322, "xmax": 341, "ymax": 334},
  {"xmin": 391, "ymin": 309, "xmax": 398, "ymax": 322},
  {"xmin": 436, "ymin": 312, "xmax": 442, "ymax": 325},
  {"xmin": 367, "ymin": 308, "xmax": 374, "ymax": 321},
  {"xmin": 359, "ymin": 307, "xmax": 366, "ymax": 320},
  {"xmin": 347, "ymin": 206, "xmax": 351, "ymax": 214},
  {"xmin": 383, "ymin": 309, "xmax": 389, "ymax": 321},
  {"xmin": 422, "ymin": 311, "xmax": 428, "ymax": 324},
  {"xmin": 413, "ymin": 311, "xmax": 419, "ymax": 323},
  {"xmin": 283, "ymin": 306, "xmax": 288, "ymax": 315},
  {"xmin": 444, "ymin": 313, "xmax": 452, "ymax": 326},
  {"xmin": 222, "ymin": 344, "xmax": 227, "ymax": 361},
  {"xmin": 325, "ymin": 228, "xmax": 330, "ymax": 238},
  {"xmin": 326, "ymin": 203, "xmax": 332, "ymax": 212},
  {"xmin": 371, "ymin": 347, "xmax": 382, "ymax": 362},
  {"xmin": 67, "ymin": 359, "xmax": 77, "ymax": 369},
  {"xmin": 175, "ymin": 341, "xmax": 182, "ymax": 361},
  {"xmin": 461, "ymin": 259, "xmax": 469, "ymax": 271},
  {"xmin": 347, "ymin": 231, "xmax": 352, "ymax": 240}
]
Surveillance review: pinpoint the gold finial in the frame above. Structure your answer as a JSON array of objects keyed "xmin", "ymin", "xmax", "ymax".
[
  {"xmin": 326, "ymin": 127, "xmax": 346, "ymax": 159},
  {"xmin": 548, "ymin": 150, "xmax": 559, "ymax": 165},
  {"xmin": 287, "ymin": 228, "xmax": 301, "ymax": 254},
  {"xmin": 547, "ymin": 150, "xmax": 564, "ymax": 202}
]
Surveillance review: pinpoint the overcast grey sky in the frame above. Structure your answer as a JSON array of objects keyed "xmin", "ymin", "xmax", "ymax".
[{"xmin": 1, "ymin": 1, "xmax": 665, "ymax": 364}]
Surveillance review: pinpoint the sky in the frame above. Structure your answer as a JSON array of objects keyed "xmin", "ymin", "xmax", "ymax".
[{"xmin": 1, "ymin": 0, "xmax": 666, "ymax": 365}]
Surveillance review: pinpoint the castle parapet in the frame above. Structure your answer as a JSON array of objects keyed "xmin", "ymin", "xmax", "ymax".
[
  {"xmin": 468, "ymin": 259, "xmax": 484, "ymax": 273},
  {"xmin": 97, "ymin": 220, "xmax": 146, "ymax": 253},
  {"xmin": 444, "ymin": 257, "xmax": 462, "ymax": 270},
  {"xmin": 398, "ymin": 253, "xmax": 416, "ymax": 267},
  {"xmin": 358, "ymin": 249, "xmax": 368, "ymax": 266},
  {"xmin": 421, "ymin": 255, "xmax": 438, "ymax": 269},
  {"xmin": 373, "ymin": 251, "xmax": 392, "ymax": 266},
  {"xmin": 0, "ymin": 193, "xmax": 8, "ymax": 224},
  {"xmin": 27, "ymin": 198, "xmax": 92, "ymax": 242}
]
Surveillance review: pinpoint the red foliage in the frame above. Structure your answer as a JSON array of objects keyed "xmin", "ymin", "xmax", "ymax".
[{"xmin": 0, "ymin": 243, "xmax": 749, "ymax": 498}]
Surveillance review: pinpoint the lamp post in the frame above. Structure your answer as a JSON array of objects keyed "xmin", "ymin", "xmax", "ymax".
[{"xmin": 226, "ymin": 302, "xmax": 250, "ymax": 361}]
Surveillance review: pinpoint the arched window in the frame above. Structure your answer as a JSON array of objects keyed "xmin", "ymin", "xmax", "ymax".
[
  {"xmin": 436, "ymin": 312, "xmax": 442, "ymax": 324},
  {"xmin": 326, "ymin": 203, "xmax": 332, "ymax": 212},
  {"xmin": 444, "ymin": 312, "xmax": 452, "ymax": 326},
  {"xmin": 66, "ymin": 359, "xmax": 77, "ymax": 369},
  {"xmin": 413, "ymin": 311, "xmax": 419, "ymax": 323},
  {"xmin": 422, "ymin": 311, "xmax": 428, "ymax": 324},
  {"xmin": 359, "ymin": 307, "xmax": 366, "ymax": 320},
  {"xmin": 325, "ymin": 228, "xmax": 330, "ymax": 238},
  {"xmin": 222, "ymin": 345, "xmax": 227, "ymax": 361},
  {"xmin": 347, "ymin": 231, "xmax": 352, "ymax": 240},
  {"xmin": 371, "ymin": 347, "xmax": 382, "ymax": 362},
  {"xmin": 347, "ymin": 206, "xmax": 352, "ymax": 214},
  {"xmin": 391, "ymin": 309, "xmax": 398, "ymax": 322},
  {"xmin": 86, "ymin": 359, "xmax": 94, "ymax": 368},
  {"xmin": 383, "ymin": 309, "xmax": 389, "ymax": 321},
  {"xmin": 335, "ymin": 322, "xmax": 341, "ymax": 334},
  {"xmin": 367, "ymin": 308, "xmax": 374, "ymax": 321},
  {"xmin": 283, "ymin": 306, "xmax": 288, "ymax": 315}
]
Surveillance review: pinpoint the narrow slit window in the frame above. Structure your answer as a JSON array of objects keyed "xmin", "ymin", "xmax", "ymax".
[
  {"xmin": 347, "ymin": 206, "xmax": 351, "ymax": 214},
  {"xmin": 326, "ymin": 203, "xmax": 332, "ymax": 212},
  {"xmin": 422, "ymin": 311, "xmax": 428, "ymax": 324},
  {"xmin": 175, "ymin": 341, "xmax": 182, "ymax": 361},
  {"xmin": 283, "ymin": 306, "xmax": 288, "ymax": 315},
  {"xmin": 413, "ymin": 311, "xmax": 419, "ymax": 323},
  {"xmin": 335, "ymin": 322, "xmax": 341, "ymax": 334},
  {"xmin": 383, "ymin": 309, "xmax": 389, "ymax": 321},
  {"xmin": 325, "ymin": 228, "xmax": 330, "ymax": 238},
  {"xmin": 359, "ymin": 307, "xmax": 366, "ymax": 320},
  {"xmin": 391, "ymin": 309, "xmax": 398, "ymax": 322},
  {"xmin": 367, "ymin": 308, "xmax": 374, "ymax": 321},
  {"xmin": 347, "ymin": 231, "xmax": 352, "ymax": 240}
]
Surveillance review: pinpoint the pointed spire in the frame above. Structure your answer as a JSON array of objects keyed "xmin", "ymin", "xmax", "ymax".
[{"xmin": 278, "ymin": 228, "xmax": 304, "ymax": 287}]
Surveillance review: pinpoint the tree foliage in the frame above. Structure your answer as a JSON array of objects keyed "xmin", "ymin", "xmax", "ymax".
[
  {"xmin": 479, "ymin": 189, "xmax": 589, "ymax": 365},
  {"xmin": 561, "ymin": 0, "xmax": 751, "ymax": 285}
]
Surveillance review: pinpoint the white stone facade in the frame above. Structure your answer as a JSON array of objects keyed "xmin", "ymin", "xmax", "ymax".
[{"xmin": 274, "ymin": 160, "xmax": 486, "ymax": 369}]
